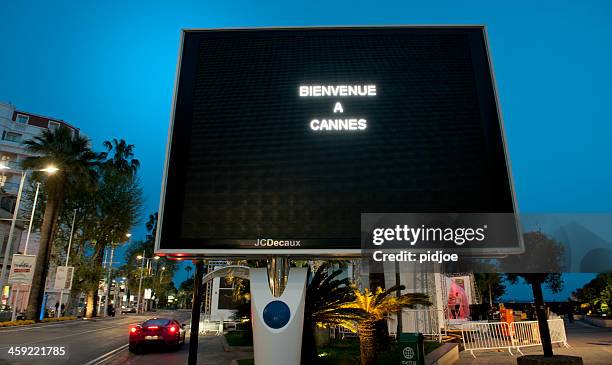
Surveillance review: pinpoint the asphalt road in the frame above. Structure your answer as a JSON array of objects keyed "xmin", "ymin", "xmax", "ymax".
[{"xmin": 0, "ymin": 311, "xmax": 192, "ymax": 365}]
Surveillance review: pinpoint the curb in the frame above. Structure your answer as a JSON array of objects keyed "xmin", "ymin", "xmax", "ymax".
[
  {"xmin": 425, "ymin": 343, "xmax": 459, "ymax": 365},
  {"xmin": 230, "ymin": 358, "xmax": 253, "ymax": 365}
]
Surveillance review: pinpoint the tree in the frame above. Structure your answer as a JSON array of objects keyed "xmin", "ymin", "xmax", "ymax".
[
  {"xmin": 367, "ymin": 261, "xmax": 391, "ymax": 351},
  {"xmin": 178, "ymin": 277, "xmax": 195, "ymax": 309},
  {"xmin": 23, "ymin": 126, "xmax": 101, "ymax": 320},
  {"xmin": 502, "ymin": 231, "xmax": 564, "ymax": 357},
  {"xmin": 301, "ymin": 262, "xmax": 359, "ymax": 364},
  {"xmin": 341, "ymin": 286, "xmax": 430, "ymax": 365},
  {"xmin": 81, "ymin": 139, "xmax": 142, "ymax": 317},
  {"xmin": 474, "ymin": 273, "xmax": 505, "ymax": 308},
  {"xmin": 119, "ymin": 212, "xmax": 175, "ymax": 311},
  {"xmin": 101, "ymin": 138, "xmax": 140, "ymax": 175},
  {"xmin": 145, "ymin": 212, "xmax": 158, "ymax": 240},
  {"xmin": 573, "ymin": 274, "xmax": 612, "ymax": 316}
]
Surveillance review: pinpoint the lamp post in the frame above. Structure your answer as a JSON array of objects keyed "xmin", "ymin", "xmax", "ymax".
[
  {"xmin": 102, "ymin": 243, "xmax": 115, "ymax": 317},
  {"xmin": 159, "ymin": 266, "xmax": 166, "ymax": 284},
  {"xmin": 136, "ymin": 253, "xmax": 159, "ymax": 313},
  {"xmin": 102, "ymin": 232, "xmax": 131, "ymax": 317},
  {"xmin": 0, "ymin": 165, "xmax": 58, "ymax": 299},
  {"xmin": 153, "ymin": 266, "xmax": 166, "ymax": 310},
  {"xmin": 23, "ymin": 182, "xmax": 41, "ymax": 254},
  {"xmin": 56, "ymin": 209, "xmax": 77, "ymax": 318},
  {"xmin": 9, "ymin": 181, "xmax": 40, "ymax": 322}
]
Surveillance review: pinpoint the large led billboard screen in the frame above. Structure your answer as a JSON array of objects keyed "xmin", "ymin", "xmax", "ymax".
[{"xmin": 156, "ymin": 26, "xmax": 520, "ymax": 256}]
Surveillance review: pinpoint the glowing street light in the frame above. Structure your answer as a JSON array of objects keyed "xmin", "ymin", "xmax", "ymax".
[
  {"xmin": 41, "ymin": 165, "xmax": 59, "ymax": 174},
  {"xmin": 0, "ymin": 164, "xmax": 60, "ymax": 301}
]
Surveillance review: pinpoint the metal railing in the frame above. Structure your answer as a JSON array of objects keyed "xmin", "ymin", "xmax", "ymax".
[
  {"xmin": 461, "ymin": 319, "xmax": 570, "ymax": 358},
  {"xmin": 512, "ymin": 319, "xmax": 569, "ymax": 355},
  {"xmin": 462, "ymin": 321, "xmax": 515, "ymax": 357}
]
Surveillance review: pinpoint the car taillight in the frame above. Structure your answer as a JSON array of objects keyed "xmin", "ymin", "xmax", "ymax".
[
  {"xmin": 130, "ymin": 327, "xmax": 139, "ymax": 334},
  {"xmin": 147, "ymin": 325, "xmax": 159, "ymax": 330},
  {"xmin": 169, "ymin": 326, "xmax": 176, "ymax": 333}
]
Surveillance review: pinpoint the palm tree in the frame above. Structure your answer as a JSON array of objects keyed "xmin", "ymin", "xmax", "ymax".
[
  {"xmin": 101, "ymin": 138, "xmax": 140, "ymax": 175},
  {"xmin": 301, "ymin": 262, "xmax": 361, "ymax": 364},
  {"xmin": 145, "ymin": 212, "xmax": 158, "ymax": 241},
  {"xmin": 74, "ymin": 138, "xmax": 141, "ymax": 318},
  {"xmin": 474, "ymin": 272, "xmax": 505, "ymax": 309},
  {"xmin": 22, "ymin": 126, "xmax": 101, "ymax": 320},
  {"xmin": 341, "ymin": 286, "xmax": 430, "ymax": 365},
  {"xmin": 185, "ymin": 265, "xmax": 193, "ymax": 278}
]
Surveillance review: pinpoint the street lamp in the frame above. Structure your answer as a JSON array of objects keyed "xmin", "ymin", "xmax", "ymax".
[
  {"xmin": 136, "ymin": 254, "xmax": 159, "ymax": 313},
  {"xmin": 102, "ymin": 232, "xmax": 132, "ymax": 317},
  {"xmin": 158, "ymin": 266, "xmax": 166, "ymax": 285},
  {"xmin": 56, "ymin": 209, "xmax": 77, "ymax": 318},
  {"xmin": 0, "ymin": 165, "xmax": 59, "ymax": 297},
  {"xmin": 41, "ymin": 165, "xmax": 59, "ymax": 174}
]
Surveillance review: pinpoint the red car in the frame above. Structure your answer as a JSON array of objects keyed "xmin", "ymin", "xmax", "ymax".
[{"xmin": 129, "ymin": 318, "xmax": 186, "ymax": 353}]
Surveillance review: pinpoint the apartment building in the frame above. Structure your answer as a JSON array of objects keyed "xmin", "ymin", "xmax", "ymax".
[{"xmin": 0, "ymin": 101, "xmax": 79, "ymax": 306}]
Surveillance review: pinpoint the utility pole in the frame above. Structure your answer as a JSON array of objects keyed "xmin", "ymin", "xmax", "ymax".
[
  {"xmin": 56, "ymin": 209, "xmax": 77, "ymax": 318},
  {"xmin": 103, "ymin": 244, "xmax": 115, "ymax": 316},
  {"xmin": 136, "ymin": 250, "xmax": 145, "ymax": 313},
  {"xmin": 0, "ymin": 172, "xmax": 26, "ymax": 290},
  {"xmin": 10, "ymin": 182, "xmax": 41, "ymax": 322},
  {"xmin": 188, "ymin": 260, "xmax": 204, "ymax": 365}
]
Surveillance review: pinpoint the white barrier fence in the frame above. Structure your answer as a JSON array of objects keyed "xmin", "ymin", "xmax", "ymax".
[
  {"xmin": 198, "ymin": 319, "xmax": 224, "ymax": 335},
  {"xmin": 462, "ymin": 319, "xmax": 570, "ymax": 358}
]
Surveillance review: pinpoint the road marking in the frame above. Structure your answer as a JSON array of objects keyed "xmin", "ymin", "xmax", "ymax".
[
  {"xmin": 0, "ymin": 316, "xmax": 146, "ymax": 333},
  {"xmin": 0, "ymin": 321, "xmax": 133, "ymax": 350},
  {"xmin": 82, "ymin": 344, "xmax": 129, "ymax": 365}
]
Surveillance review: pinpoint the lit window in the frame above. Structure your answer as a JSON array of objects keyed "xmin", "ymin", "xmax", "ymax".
[{"xmin": 16, "ymin": 114, "xmax": 29, "ymax": 124}]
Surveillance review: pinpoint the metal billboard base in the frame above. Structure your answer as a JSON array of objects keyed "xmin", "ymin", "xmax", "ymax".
[
  {"xmin": 188, "ymin": 257, "xmax": 307, "ymax": 365},
  {"xmin": 251, "ymin": 258, "xmax": 307, "ymax": 365}
]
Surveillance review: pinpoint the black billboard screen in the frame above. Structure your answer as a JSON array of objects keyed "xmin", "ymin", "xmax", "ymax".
[{"xmin": 156, "ymin": 27, "xmax": 519, "ymax": 255}]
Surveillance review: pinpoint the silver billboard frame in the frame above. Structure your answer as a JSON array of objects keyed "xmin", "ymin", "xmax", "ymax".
[{"xmin": 154, "ymin": 25, "xmax": 524, "ymax": 258}]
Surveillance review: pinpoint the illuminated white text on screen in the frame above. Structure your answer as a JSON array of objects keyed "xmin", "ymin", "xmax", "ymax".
[
  {"xmin": 299, "ymin": 84, "xmax": 376, "ymax": 132},
  {"xmin": 310, "ymin": 118, "xmax": 367, "ymax": 131},
  {"xmin": 299, "ymin": 85, "xmax": 377, "ymax": 97}
]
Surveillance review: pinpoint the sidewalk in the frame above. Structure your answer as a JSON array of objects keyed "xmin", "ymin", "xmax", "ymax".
[
  {"xmin": 459, "ymin": 346, "xmax": 612, "ymax": 365},
  {"xmin": 106, "ymin": 334, "xmax": 253, "ymax": 365},
  {"xmin": 459, "ymin": 320, "xmax": 612, "ymax": 365}
]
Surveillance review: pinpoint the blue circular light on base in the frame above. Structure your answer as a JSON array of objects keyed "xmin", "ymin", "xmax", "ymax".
[{"xmin": 263, "ymin": 300, "xmax": 291, "ymax": 329}]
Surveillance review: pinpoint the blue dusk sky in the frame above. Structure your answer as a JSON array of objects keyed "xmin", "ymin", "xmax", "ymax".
[{"xmin": 0, "ymin": 1, "xmax": 610, "ymax": 298}]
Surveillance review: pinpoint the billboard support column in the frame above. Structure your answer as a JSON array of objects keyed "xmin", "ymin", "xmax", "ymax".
[
  {"xmin": 188, "ymin": 260, "xmax": 204, "ymax": 365},
  {"xmin": 251, "ymin": 259, "xmax": 307, "ymax": 365}
]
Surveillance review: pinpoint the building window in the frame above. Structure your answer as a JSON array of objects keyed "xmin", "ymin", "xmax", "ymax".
[
  {"xmin": 2, "ymin": 132, "xmax": 22, "ymax": 143},
  {"xmin": 48, "ymin": 121, "xmax": 60, "ymax": 131},
  {"xmin": 15, "ymin": 114, "xmax": 29, "ymax": 124}
]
